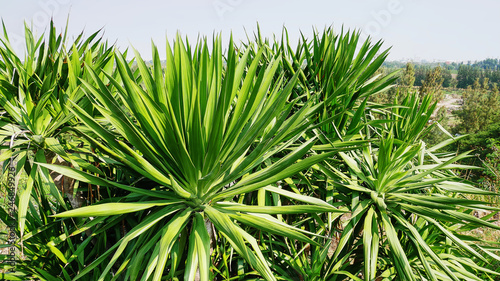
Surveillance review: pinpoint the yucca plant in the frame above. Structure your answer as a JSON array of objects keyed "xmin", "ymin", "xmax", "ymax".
[
  {"xmin": 0, "ymin": 19, "xmax": 114, "ymax": 221},
  {"xmin": 243, "ymin": 27, "xmax": 397, "ymax": 134},
  {"xmin": 39, "ymin": 34, "xmax": 350, "ymax": 280},
  {"xmin": 227, "ymin": 27, "xmax": 418, "ymax": 281},
  {"xmin": 301, "ymin": 92, "xmax": 500, "ymax": 281},
  {"xmin": 321, "ymin": 131, "xmax": 500, "ymax": 279},
  {"xmin": 0, "ymin": 21, "xmax": 116, "ymax": 278}
]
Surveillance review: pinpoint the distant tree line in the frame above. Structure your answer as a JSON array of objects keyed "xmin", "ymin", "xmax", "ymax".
[
  {"xmin": 456, "ymin": 64, "xmax": 500, "ymax": 88},
  {"xmin": 384, "ymin": 58, "xmax": 500, "ymax": 89}
]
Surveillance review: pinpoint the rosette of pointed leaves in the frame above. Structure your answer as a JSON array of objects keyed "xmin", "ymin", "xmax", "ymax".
[
  {"xmin": 40, "ymin": 35, "xmax": 346, "ymax": 280},
  {"xmin": 324, "ymin": 134, "xmax": 500, "ymax": 281},
  {"xmin": 0, "ymin": 21, "xmax": 115, "ymax": 279},
  {"xmin": 0, "ymin": 20, "xmax": 114, "ymax": 231}
]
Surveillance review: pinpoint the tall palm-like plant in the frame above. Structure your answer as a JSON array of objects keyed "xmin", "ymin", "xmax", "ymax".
[
  {"xmin": 237, "ymin": 28, "xmax": 401, "ymax": 280},
  {"xmin": 0, "ymin": 20, "xmax": 114, "ymax": 221},
  {"xmin": 243, "ymin": 27, "xmax": 397, "ymax": 135},
  {"xmin": 0, "ymin": 21, "xmax": 115, "ymax": 278},
  {"xmin": 41, "ymin": 34, "xmax": 347, "ymax": 280},
  {"xmin": 321, "ymin": 94, "xmax": 500, "ymax": 280}
]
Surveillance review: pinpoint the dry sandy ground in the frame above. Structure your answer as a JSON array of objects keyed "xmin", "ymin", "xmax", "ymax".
[{"xmin": 436, "ymin": 93, "xmax": 462, "ymax": 114}]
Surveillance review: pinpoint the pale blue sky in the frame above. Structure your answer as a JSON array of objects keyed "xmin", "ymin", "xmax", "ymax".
[{"xmin": 1, "ymin": 0, "xmax": 498, "ymax": 62}]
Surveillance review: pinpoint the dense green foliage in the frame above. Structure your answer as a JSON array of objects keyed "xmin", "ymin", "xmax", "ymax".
[
  {"xmin": 1, "ymin": 22, "xmax": 500, "ymax": 281},
  {"xmin": 454, "ymin": 78, "xmax": 500, "ymax": 134}
]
